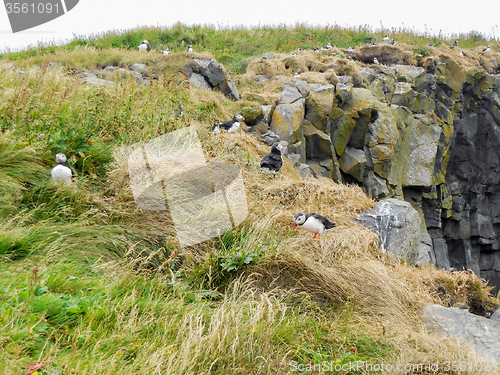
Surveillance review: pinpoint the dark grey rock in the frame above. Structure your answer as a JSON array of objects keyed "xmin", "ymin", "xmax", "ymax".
[
  {"xmin": 424, "ymin": 304, "xmax": 500, "ymax": 364},
  {"xmin": 192, "ymin": 59, "xmax": 240, "ymax": 100},
  {"xmin": 339, "ymin": 147, "xmax": 366, "ymax": 182},
  {"xmin": 290, "ymin": 79, "xmax": 310, "ymax": 97},
  {"xmin": 363, "ymin": 171, "xmax": 389, "ymax": 199},
  {"xmin": 279, "ymin": 84, "xmax": 303, "ymax": 104},
  {"xmin": 189, "ymin": 73, "xmax": 211, "ymax": 90},
  {"xmin": 261, "ymin": 105, "xmax": 274, "ymax": 125},
  {"xmin": 356, "ymin": 198, "xmax": 425, "ymax": 265},
  {"xmin": 296, "ymin": 163, "xmax": 314, "ymax": 178},
  {"xmin": 432, "ymin": 237, "xmax": 451, "ymax": 269},
  {"xmin": 261, "ymin": 130, "xmax": 280, "ymax": 146},
  {"xmin": 490, "ymin": 307, "xmax": 500, "ymax": 322},
  {"xmin": 287, "ymin": 153, "xmax": 302, "ymax": 166}
]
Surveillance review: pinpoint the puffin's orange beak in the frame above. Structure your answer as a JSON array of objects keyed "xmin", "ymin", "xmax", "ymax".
[{"xmin": 293, "ymin": 222, "xmax": 296, "ymax": 229}]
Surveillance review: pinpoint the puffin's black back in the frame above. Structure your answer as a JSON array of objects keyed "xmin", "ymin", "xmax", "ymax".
[
  {"xmin": 310, "ymin": 213, "xmax": 336, "ymax": 229},
  {"xmin": 260, "ymin": 145, "xmax": 283, "ymax": 172}
]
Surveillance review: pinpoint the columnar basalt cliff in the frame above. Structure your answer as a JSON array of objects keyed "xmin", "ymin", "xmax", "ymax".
[{"xmin": 260, "ymin": 59, "xmax": 500, "ymax": 293}]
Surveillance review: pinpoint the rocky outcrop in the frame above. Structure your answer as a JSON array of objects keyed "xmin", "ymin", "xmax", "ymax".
[
  {"xmin": 357, "ymin": 199, "xmax": 431, "ymax": 265},
  {"xmin": 186, "ymin": 59, "xmax": 241, "ymax": 100},
  {"xmin": 424, "ymin": 304, "xmax": 500, "ymax": 364},
  {"xmin": 257, "ymin": 60, "xmax": 500, "ymax": 293}
]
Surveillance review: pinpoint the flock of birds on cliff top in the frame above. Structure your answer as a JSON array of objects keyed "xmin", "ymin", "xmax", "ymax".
[
  {"xmin": 50, "ymin": 35, "xmax": 495, "ymax": 240},
  {"xmin": 138, "ymin": 36, "xmax": 492, "ymax": 69}
]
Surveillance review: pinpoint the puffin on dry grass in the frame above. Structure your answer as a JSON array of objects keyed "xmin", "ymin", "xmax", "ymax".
[
  {"xmin": 212, "ymin": 114, "xmax": 245, "ymax": 133},
  {"xmin": 293, "ymin": 213, "xmax": 335, "ymax": 239},
  {"xmin": 260, "ymin": 142, "xmax": 283, "ymax": 177}
]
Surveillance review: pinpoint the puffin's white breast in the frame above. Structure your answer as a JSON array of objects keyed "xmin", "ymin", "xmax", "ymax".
[
  {"xmin": 301, "ymin": 216, "xmax": 325, "ymax": 234},
  {"xmin": 51, "ymin": 165, "xmax": 72, "ymax": 184}
]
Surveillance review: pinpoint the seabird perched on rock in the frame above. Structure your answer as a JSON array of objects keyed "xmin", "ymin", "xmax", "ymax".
[
  {"xmin": 311, "ymin": 47, "xmax": 319, "ymax": 52},
  {"xmin": 483, "ymin": 45, "xmax": 490, "ymax": 53},
  {"xmin": 51, "ymin": 153, "xmax": 73, "ymax": 185},
  {"xmin": 162, "ymin": 48, "xmax": 171, "ymax": 55},
  {"xmin": 294, "ymin": 72, "xmax": 300, "ymax": 78},
  {"xmin": 188, "ymin": 45, "xmax": 193, "ymax": 53},
  {"xmin": 290, "ymin": 52, "xmax": 297, "ymax": 58},
  {"xmin": 212, "ymin": 114, "xmax": 245, "ymax": 133},
  {"xmin": 373, "ymin": 57, "xmax": 380, "ymax": 64},
  {"xmin": 390, "ymin": 38, "xmax": 396, "ymax": 45},
  {"xmin": 383, "ymin": 35, "xmax": 389, "ymax": 42},
  {"xmin": 347, "ymin": 47, "xmax": 354, "ymax": 52},
  {"xmin": 138, "ymin": 40, "xmax": 149, "ymax": 52},
  {"xmin": 298, "ymin": 48, "xmax": 306, "ymax": 51},
  {"xmin": 450, "ymin": 40, "xmax": 458, "ymax": 49},
  {"xmin": 262, "ymin": 55, "xmax": 268, "ymax": 60},
  {"xmin": 460, "ymin": 50, "xmax": 468, "ymax": 57},
  {"xmin": 260, "ymin": 142, "xmax": 284, "ymax": 176},
  {"xmin": 293, "ymin": 213, "xmax": 336, "ymax": 239}
]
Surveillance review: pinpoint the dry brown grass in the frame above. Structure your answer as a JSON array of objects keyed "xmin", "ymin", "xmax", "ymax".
[{"xmin": 100, "ymin": 70, "xmax": 500, "ymax": 372}]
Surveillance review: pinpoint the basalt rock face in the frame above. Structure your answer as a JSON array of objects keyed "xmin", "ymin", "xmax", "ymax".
[
  {"xmin": 266, "ymin": 61, "xmax": 500, "ymax": 293},
  {"xmin": 185, "ymin": 59, "xmax": 241, "ymax": 100}
]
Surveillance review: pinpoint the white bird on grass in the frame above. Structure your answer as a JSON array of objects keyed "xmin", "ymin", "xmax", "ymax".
[
  {"xmin": 51, "ymin": 153, "xmax": 73, "ymax": 185},
  {"xmin": 138, "ymin": 40, "xmax": 149, "ymax": 52},
  {"xmin": 293, "ymin": 213, "xmax": 336, "ymax": 240}
]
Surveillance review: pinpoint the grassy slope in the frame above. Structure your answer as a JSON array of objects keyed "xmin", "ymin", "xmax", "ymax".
[{"xmin": 1, "ymin": 25, "xmax": 499, "ymax": 374}]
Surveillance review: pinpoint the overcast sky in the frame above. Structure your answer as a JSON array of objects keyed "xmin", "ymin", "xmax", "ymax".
[{"xmin": 1, "ymin": 0, "xmax": 499, "ymax": 53}]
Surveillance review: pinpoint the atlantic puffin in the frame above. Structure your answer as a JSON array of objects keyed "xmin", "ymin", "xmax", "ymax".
[
  {"xmin": 212, "ymin": 114, "xmax": 245, "ymax": 133},
  {"xmin": 373, "ymin": 57, "xmax": 380, "ymax": 64},
  {"xmin": 390, "ymin": 38, "xmax": 396, "ymax": 45},
  {"xmin": 162, "ymin": 48, "xmax": 171, "ymax": 55},
  {"xmin": 293, "ymin": 213, "xmax": 335, "ymax": 239},
  {"xmin": 483, "ymin": 45, "xmax": 490, "ymax": 53},
  {"xmin": 383, "ymin": 36, "xmax": 389, "ymax": 42},
  {"xmin": 51, "ymin": 153, "xmax": 73, "ymax": 185},
  {"xmin": 188, "ymin": 45, "xmax": 193, "ymax": 53},
  {"xmin": 260, "ymin": 143, "xmax": 284, "ymax": 176},
  {"xmin": 138, "ymin": 40, "xmax": 149, "ymax": 52}
]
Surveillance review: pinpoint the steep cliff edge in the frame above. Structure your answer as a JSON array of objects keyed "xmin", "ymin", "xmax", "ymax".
[{"xmin": 251, "ymin": 55, "xmax": 500, "ymax": 293}]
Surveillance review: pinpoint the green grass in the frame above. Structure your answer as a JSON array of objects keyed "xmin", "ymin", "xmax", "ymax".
[
  {"xmin": 1, "ymin": 23, "xmax": 497, "ymax": 74},
  {"xmin": 1, "ymin": 25, "xmax": 499, "ymax": 374}
]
